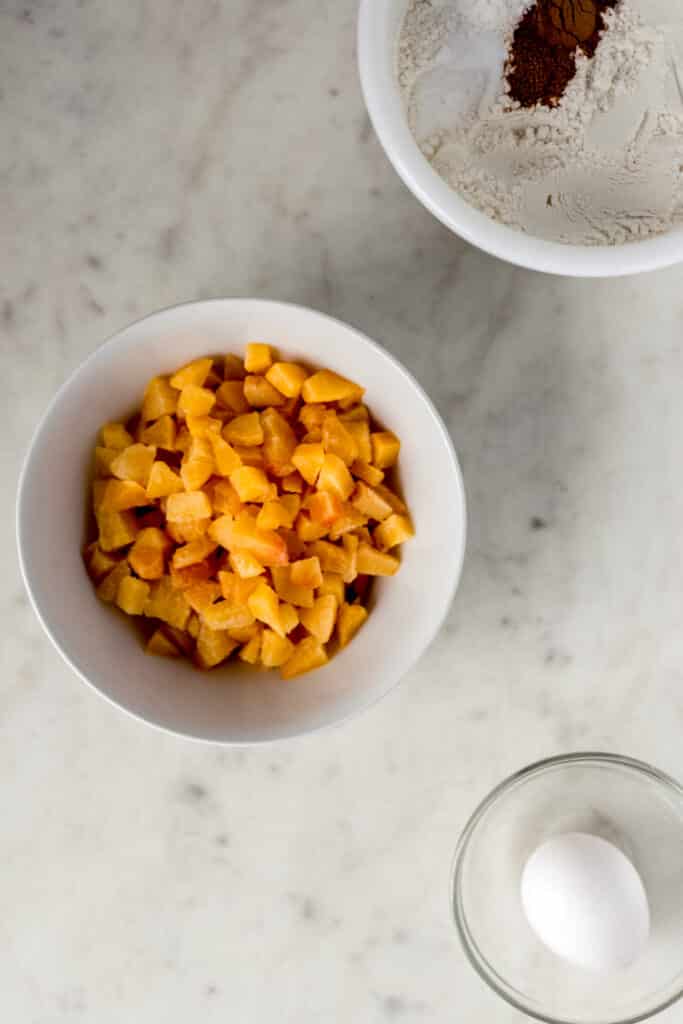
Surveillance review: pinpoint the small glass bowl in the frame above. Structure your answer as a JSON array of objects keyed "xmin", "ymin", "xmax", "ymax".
[{"xmin": 452, "ymin": 753, "xmax": 683, "ymax": 1024}]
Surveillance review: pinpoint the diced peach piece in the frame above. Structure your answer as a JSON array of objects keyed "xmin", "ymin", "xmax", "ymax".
[
  {"xmin": 308, "ymin": 540, "xmax": 351, "ymax": 577},
  {"xmin": 146, "ymin": 461, "xmax": 183, "ymax": 499},
  {"xmin": 244, "ymin": 375, "xmax": 285, "ymax": 408},
  {"xmin": 141, "ymin": 414, "xmax": 176, "ymax": 449},
  {"xmin": 229, "ymin": 622, "xmax": 259, "ymax": 644},
  {"xmin": 282, "ymin": 528, "xmax": 306, "ymax": 561},
  {"xmin": 338, "ymin": 404, "xmax": 369, "ymax": 423},
  {"xmin": 232, "ymin": 445, "xmax": 264, "ymax": 469},
  {"xmin": 143, "ymin": 577, "xmax": 191, "ymax": 629},
  {"xmin": 147, "ymin": 628, "xmax": 181, "ymax": 658},
  {"xmin": 300, "ymin": 594, "xmax": 337, "ymax": 643},
  {"xmin": 233, "ymin": 576, "xmax": 261, "ymax": 605},
  {"xmin": 128, "ymin": 527, "xmax": 171, "ymax": 579},
  {"xmin": 170, "ymin": 357, "xmax": 213, "ymax": 390},
  {"xmin": 202, "ymin": 601, "xmax": 255, "ymax": 632},
  {"xmin": 279, "ymin": 603, "xmax": 299, "ymax": 635},
  {"xmin": 371, "ymin": 431, "xmax": 400, "ymax": 469},
  {"xmin": 305, "ymin": 490, "xmax": 343, "ymax": 525},
  {"xmin": 244, "ymin": 343, "xmax": 274, "ymax": 374},
  {"xmin": 281, "ymin": 471, "xmax": 304, "ymax": 493},
  {"xmin": 187, "ymin": 613, "xmax": 200, "ymax": 639},
  {"xmin": 166, "ymin": 518, "xmax": 211, "ymax": 543},
  {"xmin": 322, "ymin": 413, "xmax": 359, "ymax": 466},
  {"xmin": 292, "ymin": 443, "xmax": 325, "ymax": 486},
  {"xmin": 229, "ymin": 466, "xmax": 271, "ymax": 503},
  {"xmin": 223, "ymin": 354, "xmax": 246, "ymax": 380},
  {"xmin": 84, "ymin": 544, "xmax": 119, "ymax": 581},
  {"xmin": 317, "ymin": 454, "xmax": 354, "ymax": 501},
  {"xmin": 345, "ymin": 421, "xmax": 372, "ymax": 463},
  {"xmin": 350, "ymin": 459, "xmax": 384, "ymax": 487},
  {"xmin": 256, "ymin": 498, "xmax": 297, "ymax": 531},
  {"xmin": 208, "ymin": 433, "xmax": 242, "ymax": 476},
  {"xmin": 185, "ymin": 415, "xmax": 221, "ymax": 439},
  {"xmin": 208, "ymin": 516, "xmax": 288, "ymax": 567},
  {"xmin": 298, "ymin": 407, "xmax": 326, "ymax": 434},
  {"xmin": 290, "ymin": 556, "xmax": 323, "ymax": 589},
  {"xmin": 317, "ymin": 573, "xmax": 345, "ymax": 605},
  {"xmin": 356, "ymin": 543, "xmax": 400, "ymax": 576},
  {"xmin": 271, "ymin": 567, "xmax": 315, "ymax": 609},
  {"xmin": 373, "ymin": 514, "xmax": 414, "ymax": 551},
  {"xmin": 261, "ymin": 407, "xmax": 296, "ymax": 476},
  {"xmin": 295, "ymin": 512, "xmax": 329, "ymax": 542},
  {"xmin": 374, "ymin": 483, "xmax": 408, "ymax": 515},
  {"xmin": 116, "ymin": 576, "xmax": 150, "ymax": 616},
  {"xmin": 180, "ymin": 437, "xmax": 214, "ymax": 492},
  {"xmin": 327, "ymin": 505, "xmax": 368, "ymax": 541},
  {"xmin": 195, "ymin": 625, "xmax": 238, "ymax": 669},
  {"xmin": 217, "ymin": 571, "xmax": 236, "ymax": 602},
  {"xmin": 101, "ymin": 423, "xmax": 133, "ymax": 450},
  {"xmin": 265, "ymin": 362, "xmax": 309, "ymax": 398},
  {"xmin": 177, "ymin": 385, "xmax": 216, "ymax": 418},
  {"xmin": 159, "ymin": 625, "xmax": 194, "ymax": 656},
  {"xmin": 95, "ymin": 446, "xmax": 118, "ymax": 477},
  {"xmin": 337, "ymin": 603, "xmax": 368, "ymax": 648},
  {"xmin": 302, "ymin": 370, "xmax": 364, "ymax": 404},
  {"xmin": 185, "ymin": 580, "xmax": 222, "ymax": 614},
  {"xmin": 169, "ymin": 561, "xmax": 213, "ymax": 590},
  {"xmin": 216, "ymin": 379, "xmax": 249, "ymax": 413},
  {"xmin": 223, "ymin": 412, "xmax": 263, "ymax": 447},
  {"xmin": 247, "ymin": 581, "xmax": 284, "ymax": 637},
  {"xmin": 98, "ymin": 479, "xmax": 149, "ymax": 511},
  {"xmin": 206, "ymin": 478, "xmax": 242, "ymax": 517},
  {"xmin": 342, "ymin": 533, "xmax": 359, "ymax": 584},
  {"xmin": 96, "ymin": 506, "xmax": 139, "ymax": 552},
  {"xmin": 168, "ymin": 491, "xmax": 212, "ymax": 526},
  {"xmin": 141, "ymin": 376, "xmax": 179, "ymax": 422},
  {"xmin": 175, "ymin": 425, "xmax": 191, "ymax": 454},
  {"xmin": 109, "ymin": 443, "xmax": 156, "ymax": 488},
  {"xmin": 96, "ymin": 560, "xmax": 130, "ymax": 602},
  {"xmin": 260, "ymin": 630, "xmax": 294, "ymax": 668},
  {"xmin": 351, "ymin": 482, "xmax": 393, "ymax": 521},
  {"xmin": 229, "ymin": 550, "xmax": 265, "ymax": 579},
  {"xmin": 280, "ymin": 636, "xmax": 328, "ymax": 679},
  {"xmin": 171, "ymin": 537, "xmax": 217, "ymax": 570},
  {"xmin": 239, "ymin": 630, "xmax": 262, "ymax": 664}
]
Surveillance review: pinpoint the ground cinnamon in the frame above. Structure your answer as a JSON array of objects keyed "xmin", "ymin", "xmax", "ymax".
[{"xmin": 506, "ymin": 0, "xmax": 619, "ymax": 108}]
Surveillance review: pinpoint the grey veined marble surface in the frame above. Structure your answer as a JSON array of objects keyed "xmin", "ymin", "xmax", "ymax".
[{"xmin": 3, "ymin": 2, "xmax": 683, "ymax": 1021}]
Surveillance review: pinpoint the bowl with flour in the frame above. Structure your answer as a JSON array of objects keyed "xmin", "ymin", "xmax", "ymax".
[{"xmin": 358, "ymin": 0, "xmax": 683, "ymax": 276}]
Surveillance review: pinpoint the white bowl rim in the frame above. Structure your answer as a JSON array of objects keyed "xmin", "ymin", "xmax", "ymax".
[
  {"xmin": 357, "ymin": 0, "xmax": 683, "ymax": 279},
  {"xmin": 16, "ymin": 298, "xmax": 467, "ymax": 745}
]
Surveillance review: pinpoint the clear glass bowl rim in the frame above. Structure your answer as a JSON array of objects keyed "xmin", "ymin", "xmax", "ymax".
[{"xmin": 451, "ymin": 752, "xmax": 683, "ymax": 1024}]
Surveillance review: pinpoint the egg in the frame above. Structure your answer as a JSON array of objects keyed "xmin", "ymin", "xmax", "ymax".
[{"xmin": 521, "ymin": 832, "xmax": 650, "ymax": 973}]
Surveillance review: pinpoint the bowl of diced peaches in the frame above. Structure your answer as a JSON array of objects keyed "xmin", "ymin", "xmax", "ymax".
[{"xmin": 17, "ymin": 300, "xmax": 466, "ymax": 742}]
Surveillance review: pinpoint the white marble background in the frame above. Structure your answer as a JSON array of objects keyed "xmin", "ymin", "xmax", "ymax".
[{"xmin": 3, "ymin": 1, "xmax": 683, "ymax": 1021}]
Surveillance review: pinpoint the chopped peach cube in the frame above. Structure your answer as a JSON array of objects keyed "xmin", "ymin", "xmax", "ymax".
[
  {"xmin": 256, "ymin": 498, "xmax": 296, "ymax": 531},
  {"xmin": 265, "ymin": 362, "xmax": 308, "ymax": 398},
  {"xmin": 98, "ymin": 479, "xmax": 148, "ymax": 512},
  {"xmin": 371, "ymin": 431, "xmax": 400, "ymax": 469},
  {"xmin": 261, "ymin": 407, "xmax": 296, "ymax": 476},
  {"xmin": 208, "ymin": 516, "xmax": 288, "ymax": 567},
  {"xmin": 322, "ymin": 413, "xmax": 359, "ymax": 465},
  {"xmin": 244, "ymin": 375, "xmax": 285, "ymax": 408},
  {"xmin": 101, "ymin": 423, "xmax": 133, "ymax": 450},
  {"xmin": 141, "ymin": 414, "xmax": 176, "ymax": 450},
  {"xmin": 229, "ymin": 466, "xmax": 271, "ymax": 503},
  {"xmin": 290, "ymin": 557, "xmax": 323, "ymax": 589},
  {"xmin": 317, "ymin": 573, "xmax": 345, "ymax": 605},
  {"xmin": 350, "ymin": 459, "xmax": 384, "ymax": 487},
  {"xmin": 239, "ymin": 630, "xmax": 262, "ymax": 664},
  {"xmin": 271, "ymin": 566, "xmax": 315, "ymax": 608},
  {"xmin": 84, "ymin": 543, "xmax": 119, "ymax": 581},
  {"xmin": 356, "ymin": 543, "xmax": 399, "ymax": 576},
  {"xmin": 185, "ymin": 580, "xmax": 222, "ymax": 614},
  {"xmin": 300, "ymin": 594, "xmax": 337, "ymax": 643},
  {"xmin": 337, "ymin": 603, "xmax": 368, "ymax": 648},
  {"xmin": 229, "ymin": 550, "xmax": 265, "ymax": 579},
  {"xmin": 170, "ymin": 357, "xmax": 213, "ymax": 390},
  {"xmin": 177, "ymin": 385, "xmax": 216, "ymax": 419},
  {"xmin": 96, "ymin": 560, "xmax": 130, "ymax": 602},
  {"xmin": 244, "ymin": 343, "xmax": 273, "ymax": 374},
  {"xmin": 166, "ymin": 490, "xmax": 212, "ymax": 522},
  {"xmin": 327, "ymin": 505, "xmax": 368, "ymax": 541},
  {"xmin": 166, "ymin": 518, "xmax": 211, "ymax": 543},
  {"xmin": 317, "ymin": 454, "xmax": 354, "ymax": 501},
  {"xmin": 208, "ymin": 434, "xmax": 242, "ymax": 476},
  {"xmin": 223, "ymin": 354, "xmax": 246, "ymax": 380},
  {"xmin": 147, "ymin": 628, "xmax": 181, "ymax": 658},
  {"xmin": 143, "ymin": 577, "xmax": 191, "ymax": 630},
  {"xmin": 141, "ymin": 376, "xmax": 179, "ymax": 422},
  {"xmin": 351, "ymin": 482, "xmax": 393, "ymax": 521},
  {"xmin": 146, "ymin": 461, "xmax": 183, "ymax": 500},
  {"xmin": 302, "ymin": 370, "xmax": 364, "ymax": 404},
  {"xmin": 223, "ymin": 411, "xmax": 263, "ymax": 447},
  {"xmin": 206, "ymin": 478, "xmax": 242, "ymax": 517},
  {"xmin": 180, "ymin": 437, "xmax": 214, "ymax": 492},
  {"xmin": 128, "ymin": 527, "xmax": 171, "ymax": 579},
  {"xmin": 171, "ymin": 537, "xmax": 217, "ymax": 570},
  {"xmin": 309, "ymin": 540, "xmax": 351, "ymax": 577},
  {"xmin": 342, "ymin": 533, "xmax": 359, "ymax": 584},
  {"xmin": 292, "ymin": 442, "xmax": 325, "ymax": 486},
  {"xmin": 116, "ymin": 576, "xmax": 150, "ymax": 616},
  {"xmin": 202, "ymin": 601, "xmax": 255, "ymax": 632},
  {"xmin": 280, "ymin": 636, "xmax": 328, "ymax": 679},
  {"xmin": 216, "ymin": 380, "xmax": 249, "ymax": 414},
  {"xmin": 373, "ymin": 514, "xmax": 414, "ymax": 551},
  {"xmin": 261, "ymin": 629, "xmax": 294, "ymax": 668},
  {"xmin": 374, "ymin": 483, "xmax": 408, "ymax": 515},
  {"xmin": 195, "ymin": 625, "xmax": 238, "ymax": 669},
  {"xmin": 247, "ymin": 581, "xmax": 284, "ymax": 636},
  {"xmin": 279, "ymin": 603, "xmax": 300, "ymax": 635},
  {"xmin": 305, "ymin": 490, "xmax": 343, "ymax": 525},
  {"xmin": 109, "ymin": 444, "xmax": 156, "ymax": 487},
  {"xmin": 185, "ymin": 415, "xmax": 221, "ymax": 439},
  {"xmin": 281, "ymin": 471, "xmax": 304, "ymax": 493},
  {"xmin": 94, "ymin": 446, "xmax": 118, "ymax": 477},
  {"xmin": 295, "ymin": 512, "xmax": 329, "ymax": 543},
  {"xmin": 345, "ymin": 420, "xmax": 372, "ymax": 463}
]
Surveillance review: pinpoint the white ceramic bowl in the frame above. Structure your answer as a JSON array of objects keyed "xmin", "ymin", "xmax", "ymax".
[
  {"xmin": 358, "ymin": 0, "xmax": 683, "ymax": 278},
  {"xmin": 17, "ymin": 300, "xmax": 466, "ymax": 743}
]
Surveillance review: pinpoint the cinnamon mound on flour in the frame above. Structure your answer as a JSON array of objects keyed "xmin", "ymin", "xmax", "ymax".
[{"xmin": 506, "ymin": 0, "xmax": 619, "ymax": 108}]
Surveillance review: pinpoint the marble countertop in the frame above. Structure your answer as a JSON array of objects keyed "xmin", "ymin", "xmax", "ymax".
[{"xmin": 3, "ymin": 1, "xmax": 683, "ymax": 1021}]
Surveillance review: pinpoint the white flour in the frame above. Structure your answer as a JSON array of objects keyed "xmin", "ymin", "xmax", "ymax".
[{"xmin": 398, "ymin": 0, "xmax": 683, "ymax": 245}]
